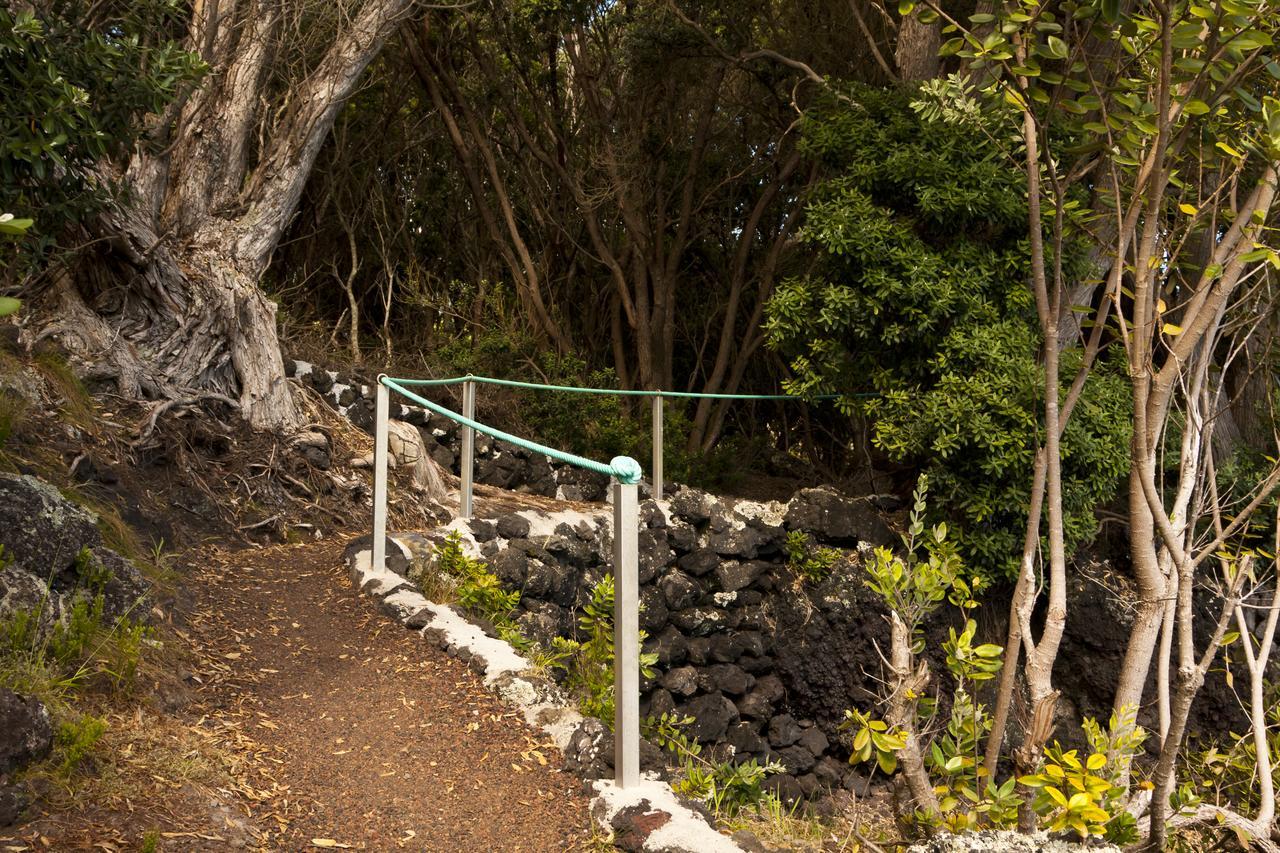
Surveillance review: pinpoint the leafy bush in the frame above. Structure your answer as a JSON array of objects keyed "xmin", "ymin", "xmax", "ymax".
[
  {"xmin": 1017, "ymin": 710, "xmax": 1146, "ymax": 843},
  {"xmin": 425, "ymin": 532, "xmax": 521, "ymax": 631},
  {"xmin": 848, "ymin": 480, "xmax": 1149, "ymax": 843},
  {"xmin": 782, "ymin": 531, "xmax": 842, "ymax": 584},
  {"xmin": 766, "ymin": 84, "xmax": 1130, "ymax": 579},
  {"xmin": 55, "ymin": 713, "xmax": 107, "ymax": 776},
  {"xmin": 0, "ymin": 3, "xmax": 203, "ymax": 261},
  {"xmin": 549, "ymin": 575, "xmax": 657, "ymax": 724},
  {"xmin": 648, "ymin": 711, "xmax": 785, "ymax": 817}
]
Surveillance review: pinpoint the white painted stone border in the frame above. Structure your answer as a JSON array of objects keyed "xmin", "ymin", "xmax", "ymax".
[{"xmin": 345, "ymin": 536, "xmax": 743, "ymax": 853}]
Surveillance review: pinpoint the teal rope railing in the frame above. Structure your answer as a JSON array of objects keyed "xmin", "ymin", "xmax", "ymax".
[
  {"xmin": 387, "ymin": 373, "xmax": 851, "ymax": 401},
  {"xmin": 371, "ymin": 373, "xmax": 647, "ymax": 789},
  {"xmin": 380, "ymin": 376, "xmax": 643, "ymax": 485}
]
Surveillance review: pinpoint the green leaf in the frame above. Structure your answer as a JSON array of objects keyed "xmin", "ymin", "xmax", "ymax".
[
  {"xmin": 1216, "ymin": 141, "xmax": 1246, "ymax": 159},
  {"xmin": 0, "ymin": 217, "xmax": 34, "ymax": 236},
  {"xmin": 1046, "ymin": 36, "xmax": 1069, "ymax": 59},
  {"xmin": 0, "ymin": 297, "xmax": 20, "ymax": 318}
]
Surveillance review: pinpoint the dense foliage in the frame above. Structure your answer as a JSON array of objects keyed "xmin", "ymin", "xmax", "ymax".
[
  {"xmin": 0, "ymin": 2, "xmax": 202, "ymax": 257},
  {"xmin": 767, "ymin": 86, "xmax": 1130, "ymax": 577}
]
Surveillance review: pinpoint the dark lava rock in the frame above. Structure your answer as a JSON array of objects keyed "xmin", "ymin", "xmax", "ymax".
[
  {"xmin": 736, "ymin": 689, "xmax": 775, "ymax": 720},
  {"xmin": 700, "ymin": 664, "xmax": 753, "ymax": 696},
  {"xmin": 706, "ymin": 526, "xmax": 764, "ymax": 559},
  {"xmin": 562, "ymin": 717, "xmax": 611, "ymax": 778},
  {"xmin": 490, "ymin": 548, "xmax": 529, "ymax": 586},
  {"xmin": 659, "ymin": 571, "xmax": 701, "ymax": 611},
  {"xmin": 0, "ymin": 781, "xmax": 26, "ymax": 827},
  {"xmin": 768, "ymin": 714, "xmax": 802, "ymax": 748},
  {"xmin": 738, "ymin": 655, "xmax": 774, "ymax": 675},
  {"xmin": 667, "ymin": 519, "xmax": 698, "ymax": 553},
  {"xmin": 686, "ymin": 637, "xmax": 712, "ymax": 665},
  {"xmin": 494, "ymin": 513, "xmax": 531, "ymax": 540},
  {"xmin": 671, "ymin": 607, "xmax": 739, "ymax": 636},
  {"xmin": 524, "ymin": 559, "xmax": 575, "ymax": 605},
  {"xmin": 754, "ymin": 674, "xmax": 785, "ymax": 703},
  {"xmin": 677, "ymin": 548, "xmax": 720, "ymax": 577},
  {"xmin": 308, "ymin": 369, "xmax": 335, "ymax": 394},
  {"xmin": 680, "ymin": 693, "xmax": 739, "ymax": 743},
  {"xmin": 778, "ymin": 744, "xmax": 817, "ymax": 774},
  {"xmin": 662, "ymin": 666, "xmax": 700, "ymax": 697},
  {"xmin": 0, "ymin": 474, "xmax": 150, "ymax": 635},
  {"xmin": 647, "ymin": 626, "xmax": 688, "ymax": 667},
  {"xmin": 346, "ymin": 397, "xmax": 375, "ymax": 431},
  {"xmin": 814, "ymin": 756, "xmax": 845, "ymax": 788},
  {"xmin": 639, "ymin": 587, "xmax": 669, "ymax": 634},
  {"xmin": 762, "ymin": 773, "xmax": 803, "ymax": 806},
  {"xmin": 795, "ymin": 773, "xmax": 821, "ymax": 798},
  {"xmin": 714, "ymin": 560, "xmax": 769, "ymax": 593},
  {"xmin": 645, "ymin": 688, "xmax": 677, "ymax": 718},
  {"xmin": 709, "ymin": 633, "xmax": 745, "ymax": 663},
  {"xmin": 0, "ymin": 689, "xmax": 52, "ymax": 774},
  {"xmin": 725, "ymin": 721, "xmax": 769, "ymax": 757},
  {"xmin": 783, "ymin": 487, "xmax": 892, "ymax": 545},
  {"xmin": 799, "ymin": 726, "xmax": 830, "ymax": 757},
  {"xmin": 669, "ymin": 488, "xmax": 716, "ymax": 523},
  {"xmin": 638, "ymin": 528, "xmax": 674, "ymax": 582},
  {"xmin": 515, "ymin": 601, "xmax": 564, "ymax": 643}
]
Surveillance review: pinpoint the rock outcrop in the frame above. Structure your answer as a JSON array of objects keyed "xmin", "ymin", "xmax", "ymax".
[{"xmin": 0, "ymin": 474, "xmax": 151, "ymax": 641}]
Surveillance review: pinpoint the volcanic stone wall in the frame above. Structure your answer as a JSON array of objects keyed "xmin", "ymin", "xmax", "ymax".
[{"xmin": 446, "ymin": 485, "xmax": 898, "ymax": 803}]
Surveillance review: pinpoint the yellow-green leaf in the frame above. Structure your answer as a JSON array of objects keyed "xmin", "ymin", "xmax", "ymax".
[{"xmin": 1179, "ymin": 203, "xmax": 1198, "ymax": 215}]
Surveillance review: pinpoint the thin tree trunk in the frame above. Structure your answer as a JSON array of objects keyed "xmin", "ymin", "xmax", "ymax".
[{"xmin": 894, "ymin": 9, "xmax": 940, "ymax": 81}]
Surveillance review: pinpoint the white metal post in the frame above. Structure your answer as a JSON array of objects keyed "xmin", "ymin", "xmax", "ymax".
[
  {"xmin": 651, "ymin": 394, "xmax": 663, "ymax": 500},
  {"xmin": 460, "ymin": 379, "xmax": 476, "ymax": 518},
  {"xmin": 373, "ymin": 380, "xmax": 390, "ymax": 573},
  {"xmin": 612, "ymin": 480, "xmax": 640, "ymax": 788}
]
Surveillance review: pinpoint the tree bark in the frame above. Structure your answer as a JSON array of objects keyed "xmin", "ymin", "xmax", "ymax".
[
  {"xmin": 51, "ymin": 0, "xmax": 413, "ymax": 431},
  {"xmin": 895, "ymin": 10, "xmax": 940, "ymax": 81}
]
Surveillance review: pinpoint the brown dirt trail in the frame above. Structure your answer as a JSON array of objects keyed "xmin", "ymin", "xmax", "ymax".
[{"xmin": 180, "ymin": 537, "xmax": 595, "ymax": 851}]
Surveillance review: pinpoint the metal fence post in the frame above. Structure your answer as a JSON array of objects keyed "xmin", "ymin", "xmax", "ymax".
[
  {"xmin": 612, "ymin": 479, "xmax": 640, "ymax": 788},
  {"xmin": 651, "ymin": 394, "xmax": 663, "ymax": 500},
  {"xmin": 373, "ymin": 379, "xmax": 390, "ymax": 573},
  {"xmin": 460, "ymin": 379, "xmax": 476, "ymax": 518}
]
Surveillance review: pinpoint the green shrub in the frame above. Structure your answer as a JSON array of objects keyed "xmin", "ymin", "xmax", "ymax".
[
  {"xmin": 430, "ymin": 532, "xmax": 521, "ymax": 628},
  {"xmin": 766, "ymin": 84, "xmax": 1130, "ymax": 579},
  {"xmin": 648, "ymin": 711, "xmax": 784, "ymax": 817},
  {"xmin": 783, "ymin": 531, "xmax": 842, "ymax": 584},
  {"xmin": 549, "ymin": 575, "xmax": 657, "ymax": 724},
  {"xmin": 55, "ymin": 713, "xmax": 106, "ymax": 776},
  {"xmin": 1, "ymin": 544, "xmax": 149, "ymax": 696}
]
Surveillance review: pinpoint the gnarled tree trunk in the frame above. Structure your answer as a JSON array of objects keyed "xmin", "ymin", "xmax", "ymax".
[{"xmin": 46, "ymin": 0, "xmax": 414, "ymax": 431}]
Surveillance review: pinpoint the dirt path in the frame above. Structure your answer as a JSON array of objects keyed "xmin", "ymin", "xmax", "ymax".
[{"xmin": 174, "ymin": 537, "xmax": 595, "ymax": 851}]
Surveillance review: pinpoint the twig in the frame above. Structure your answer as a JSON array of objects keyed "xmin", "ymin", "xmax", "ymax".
[
  {"xmin": 133, "ymin": 393, "xmax": 239, "ymax": 446},
  {"xmin": 237, "ymin": 514, "xmax": 282, "ymax": 532}
]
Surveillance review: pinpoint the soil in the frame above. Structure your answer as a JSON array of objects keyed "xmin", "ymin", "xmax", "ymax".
[{"xmin": 4, "ymin": 537, "xmax": 596, "ymax": 851}]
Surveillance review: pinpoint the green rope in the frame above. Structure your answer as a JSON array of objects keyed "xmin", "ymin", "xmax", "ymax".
[
  {"xmin": 380, "ymin": 376, "xmax": 643, "ymax": 485},
  {"xmin": 388, "ymin": 373, "xmax": 851, "ymax": 401}
]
